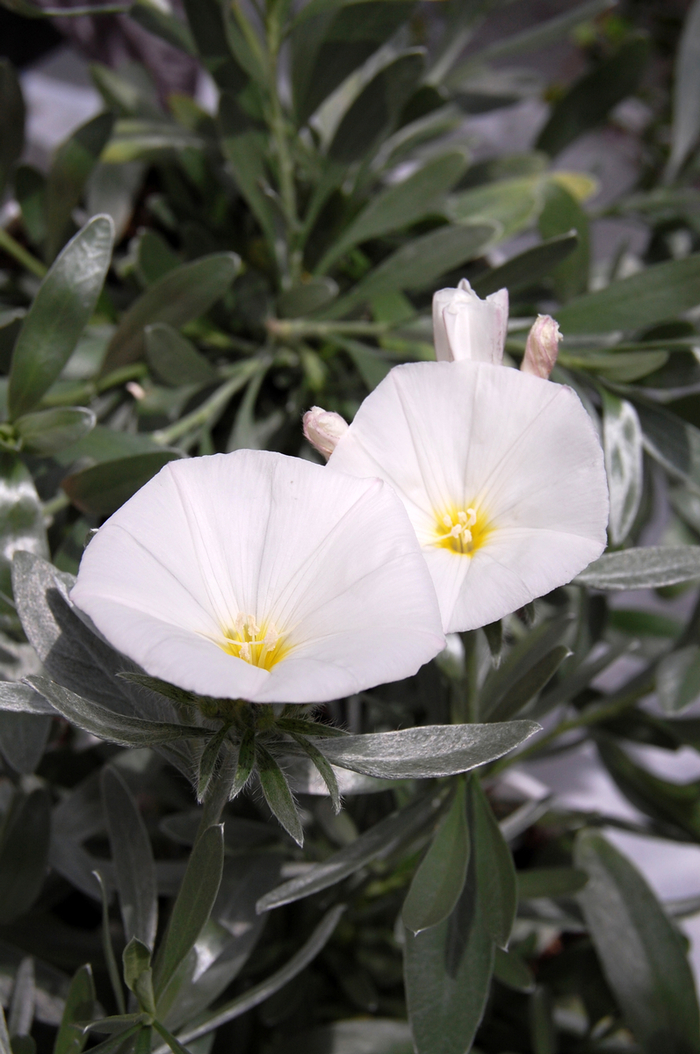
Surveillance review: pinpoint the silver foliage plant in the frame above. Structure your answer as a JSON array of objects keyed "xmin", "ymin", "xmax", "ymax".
[{"xmin": 0, "ymin": 1, "xmax": 699, "ymax": 1053}]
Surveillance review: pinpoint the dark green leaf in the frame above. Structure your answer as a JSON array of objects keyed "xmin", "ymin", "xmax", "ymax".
[
  {"xmin": 53, "ymin": 965, "xmax": 95, "ymax": 1054},
  {"xmin": 74, "ymin": 1024, "xmax": 142, "ymax": 1054},
  {"xmin": 94, "ymin": 871, "xmax": 126, "ymax": 1015},
  {"xmin": 469, "ymin": 776, "xmax": 517, "ymax": 949},
  {"xmin": 402, "ymin": 780, "xmax": 469, "ymax": 935},
  {"xmin": 103, "ymin": 252, "xmax": 240, "ymax": 371},
  {"xmin": 657, "ymin": 645, "xmax": 700, "ymax": 714},
  {"xmin": 151, "ymin": 1022, "xmax": 187, "ymax": 1054},
  {"xmin": 472, "ymin": 232, "xmax": 578, "ymax": 298},
  {"xmin": 485, "ymin": 645, "xmax": 571, "ymax": 723},
  {"xmin": 289, "ymin": 734, "xmax": 341, "ymax": 815},
  {"xmin": 182, "ymin": 0, "xmax": 248, "ymax": 92},
  {"xmin": 602, "ymin": 391, "xmax": 643, "ymax": 546},
  {"xmin": 217, "ymin": 93, "xmax": 276, "ymax": 247},
  {"xmin": 529, "ymin": 986, "xmax": 555, "ymax": 1054},
  {"xmin": 447, "ymin": 176, "xmax": 540, "ymax": 240},
  {"xmin": 26, "ymin": 676, "xmax": 211, "ymax": 748},
  {"xmin": 257, "ymin": 791, "xmax": 443, "ymax": 913},
  {"xmin": 15, "ymin": 407, "xmax": 95, "ymax": 456},
  {"xmin": 555, "ymin": 254, "xmax": 700, "ymax": 334},
  {"xmin": 666, "ymin": 0, "xmax": 700, "ymax": 180},
  {"xmin": 0, "ymin": 712, "xmax": 50, "ymax": 775},
  {"xmin": 256, "ymin": 743, "xmax": 304, "ymax": 846},
  {"xmin": 196, "ymin": 725, "xmax": 230, "ymax": 804},
  {"xmin": 0, "ymin": 789, "xmax": 50, "ymax": 924},
  {"xmin": 517, "ymin": 867, "xmax": 588, "ymax": 899},
  {"xmin": 537, "ymin": 180, "xmax": 589, "ymax": 300},
  {"xmin": 482, "ymin": 620, "xmax": 503, "ymax": 667},
  {"xmin": 102, "ymin": 766, "xmax": 157, "ymax": 949},
  {"xmin": 291, "ymin": 1, "xmax": 415, "ymax": 124},
  {"xmin": 0, "ymin": 1006, "xmax": 8, "ymax": 1054},
  {"xmin": 170, "ymin": 905, "xmax": 345, "ymax": 1046},
  {"xmin": 404, "ymin": 862, "xmax": 494, "ymax": 1054},
  {"xmin": 311, "ymin": 722, "xmax": 539, "ymax": 778},
  {"xmin": 576, "ymin": 830, "xmax": 700, "ymax": 1053},
  {"xmin": 536, "ymin": 36, "xmax": 650, "ymax": 156},
  {"xmin": 117, "ymin": 672, "xmax": 198, "ymax": 709},
  {"xmin": 576, "ymin": 547, "xmax": 700, "ymax": 590},
  {"xmin": 277, "ymin": 278, "xmax": 338, "ymax": 318},
  {"xmin": 493, "ymin": 947, "xmax": 535, "ymax": 993},
  {"xmin": 317, "ymin": 151, "xmax": 468, "ymax": 274},
  {"xmin": 0, "ymin": 60, "xmax": 24, "ymax": 198},
  {"xmin": 480, "ymin": 617, "xmax": 572, "ymax": 721},
  {"xmin": 323, "ymin": 223, "xmax": 496, "ymax": 318},
  {"xmin": 8, "ymin": 215, "xmax": 114, "ymax": 419},
  {"xmin": 44, "ymin": 113, "xmax": 115, "ymax": 261},
  {"xmin": 145, "ymin": 324, "xmax": 216, "ymax": 387},
  {"xmin": 129, "ymin": 2, "xmax": 196, "ymax": 55},
  {"xmin": 15, "ymin": 165, "xmax": 45, "ymax": 247},
  {"xmin": 0, "ymin": 453, "xmax": 47, "ymax": 603},
  {"xmin": 62, "ymin": 450, "xmax": 183, "ymax": 517},
  {"xmin": 329, "ymin": 50, "xmax": 425, "ymax": 163},
  {"xmin": 230, "ymin": 728, "xmax": 255, "ymax": 800},
  {"xmin": 135, "ymin": 230, "xmax": 180, "ymax": 286},
  {"xmin": 636, "ymin": 398, "xmax": 700, "ymax": 493},
  {"xmin": 152, "ymin": 824, "xmax": 224, "ymax": 1000},
  {"xmin": 269, "ymin": 1019, "xmax": 413, "ymax": 1054}
]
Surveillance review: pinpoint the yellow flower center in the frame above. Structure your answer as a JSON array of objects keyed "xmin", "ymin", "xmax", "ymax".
[
  {"xmin": 434, "ymin": 506, "xmax": 491, "ymax": 555},
  {"xmin": 217, "ymin": 613, "xmax": 288, "ymax": 671}
]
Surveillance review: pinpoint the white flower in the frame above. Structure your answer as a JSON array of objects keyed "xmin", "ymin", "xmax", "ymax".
[
  {"xmin": 71, "ymin": 450, "xmax": 445, "ymax": 703},
  {"xmin": 327, "ymin": 361, "xmax": 609, "ymax": 633},
  {"xmin": 432, "ymin": 278, "xmax": 509, "ymax": 365},
  {"xmin": 303, "ymin": 406, "xmax": 349, "ymax": 459},
  {"xmin": 521, "ymin": 314, "xmax": 562, "ymax": 379}
]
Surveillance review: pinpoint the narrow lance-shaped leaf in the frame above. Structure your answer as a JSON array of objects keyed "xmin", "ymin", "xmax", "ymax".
[
  {"xmin": 53, "ymin": 965, "xmax": 95, "ymax": 1054},
  {"xmin": 152, "ymin": 824, "xmax": 224, "ymax": 1001},
  {"xmin": 603, "ymin": 391, "xmax": 643, "ymax": 546},
  {"xmin": 0, "ymin": 453, "xmax": 48, "ymax": 605},
  {"xmin": 469, "ymin": 775, "xmax": 517, "ymax": 950},
  {"xmin": 8, "ymin": 215, "xmax": 114, "ymax": 419},
  {"xmin": 666, "ymin": 0, "xmax": 700, "ymax": 181},
  {"xmin": 8, "ymin": 957, "xmax": 35, "ymax": 1039},
  {"xmin": 62, "ymin": 450, "xmax": 184, "ymax": 518},
  {"xmin": 289, "ymin": 734, "xmax": 341, "ymax": 815},
  {"xmin": 255, "ymin": 742, "xmax": 304, "ymax": 847},
  {"xmin": 103, "ymin": 252, "xmax": 240, "ymax": 372},
  {"xmin": 310, "ymin": 721, "xmax": 540, "ymax": 779},
  {"xmin": 576, "ymin": 830, "xmax": 700, "ymax": 1053},
  {"xmin": 123, "ymin": 937, "xmax": 155, "ymax": 1016},
  {"xmin": 402, "ymin": 779, "xmax": 469, "ymax": 935},
  {"xmin": 576, "ymin": 547, "xmax": 700, "ymax": 590},
  {"xmin": 101, "ymin": 766, "xmax": 158, "ymax": 950},
  {"xmin": 229, "ymin": 728, "xmax": 255, "ymax": 800},
  {"xmin": 26, "ymin": 676, "xmax": 211, "ymax": 749},
  {"xmin": 0, "ymin": 59, "xmax": 25, "ymax": 198},
  {"xmin": 15, "ymin": 407, "xmax": 96, "ymax": 456},
  {"xmin": 404, "ymin": 857, "xmax": 494, "ymax": 1054},
  {"xmin": 0, "ymin": 789, "xmax": 50, "ymax": 925},
  {"xmin": 258, "ymin": 791, "xmax": 444, "ymax": 913},
  {"xmin": 0, "ymin": 711, "xmax": 51, "ymax": 775}
]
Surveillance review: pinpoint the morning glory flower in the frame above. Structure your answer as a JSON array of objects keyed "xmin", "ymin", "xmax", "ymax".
[
  {"xmin": 327, "ymin": 361, "xmax": 609, "ymax": 633},
  {"xmin": 432, "ymin": 278, "xmax": 509, "ymax": 365},
  {"xmin": 70, "ymin": 450, "xmax": 445, "ymax": 703}
]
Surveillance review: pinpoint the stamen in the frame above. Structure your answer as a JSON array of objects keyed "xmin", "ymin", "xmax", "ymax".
[
  {"xmin": 435, "ymin": 506, "xmax": 488, "ymax": 555},
  {"xmin": 216, "ymin": 613, "xmax": 287, "ymax": 671}
]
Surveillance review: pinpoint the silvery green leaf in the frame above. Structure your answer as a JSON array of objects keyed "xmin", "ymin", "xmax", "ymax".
[
  {"xmin": 0, "ymin": 681, "xmax": 55, "ymax": 715},
  {"xmin": 26, "ymin": 676, "xmax": 211, "ymax": 748},
  {"xmin": 576, "ymin": 547, "xmax": 700, "ymax": 590},
  {"xmin": 310, "ymin": 722, "xmax": 540, "ymax": 780},
  {"xmin": 666, "ymin": 0, "xmax": 700, "ymax": 181},
  {"xmin": 603, "ymin": 391, "xmax": 643, "ymax": 546},
  {"xmin": 8, "ymin": 957, "xmax": 35, "ymax": 1038},
  {"xmin": 257, "ymin": 792, "xmax": 444, "ymax": 913},
  {"xmin": 0, "ymin": 790, "xmax": 50, "ymax": 925},
  {"xmin": 256, "ymin": 743, "xmax": 304, "ymax": 846}
]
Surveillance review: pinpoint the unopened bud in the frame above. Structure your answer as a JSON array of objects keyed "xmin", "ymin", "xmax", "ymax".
[
  {"xmin": 432, "ymin": 278, "xmax": 508, "ymax": 365},
  {"xmin": 521, "ymin": 314, "xmax": 562, "ymax": 379},
  {"xmin": 303, "ymin": 406, "xmax": 349, "ymax": 460}
]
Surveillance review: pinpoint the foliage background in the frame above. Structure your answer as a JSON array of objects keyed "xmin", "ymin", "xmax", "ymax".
[{"xmin": 1, "ymin": 0, "xmax": 700, "ymax": 1052}]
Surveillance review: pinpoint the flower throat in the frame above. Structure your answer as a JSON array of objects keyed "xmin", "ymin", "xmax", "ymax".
[{"xmin": 218, "ymin": 613, "xmax": 288, "ymax": 670}]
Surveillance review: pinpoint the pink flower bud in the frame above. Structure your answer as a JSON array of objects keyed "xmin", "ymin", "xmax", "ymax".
[
  {"xmin": 432, "ymin": 278, "xmax": 508, "ymax": 365},
  {"xmin": 303, "ymin": 406, "xmax": 349, "ymax": 459},
  {"xmin": 521, "ymin": 314, "xmax": 562, "ymax": 379}
]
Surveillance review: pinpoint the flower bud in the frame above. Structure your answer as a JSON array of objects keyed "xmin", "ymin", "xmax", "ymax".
[
  {"xmin": 521, "ymin": 314, "xmax": 562, "ymax": 379},
  {"xmin": 303, "ymin": 406, "xmax": 349, "ymax": 459},
  {"xmin": 432, "ymin": 278, "xmax": 508, "ymax": 365}
]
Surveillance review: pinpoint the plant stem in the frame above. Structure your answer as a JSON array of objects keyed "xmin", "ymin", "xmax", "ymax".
[
  {"xmin": 265, "ymin": 4, "xmax": 299, "ymax": 283},
  {"xmin": 43, "ymin": 3, "xmax": 131, "ymax": 13},
  {"xmin": 152, "ymin": 360, "xmax": 264, "ymax": 446},
  {"xmin": 267, "ymin": 318, "xmax": 391, "ymax": 340},
  {"xmin": 0, "ymin": 228, "xmax": 46, "ymax": 279}
]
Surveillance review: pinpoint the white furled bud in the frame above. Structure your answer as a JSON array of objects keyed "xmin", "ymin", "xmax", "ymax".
[
  {"xmin": 303, "ymin": 406, "xmax": 349, "ymax": 459},
  {"xmin": 521, "ymin": 314, "xmax": 562, "ymax": 379},
  {"xmin": 432, "ymin": 278, "xmax": 509, "ymax": 365}
]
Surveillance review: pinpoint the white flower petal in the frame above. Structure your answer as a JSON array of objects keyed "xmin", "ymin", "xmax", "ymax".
[
  {"xmin": 72, "ymin": 450, "xmax": 444, "ymax": 702},
  {"xmin": 329, "ymin": 360, "xmax": 608, "ymax": 632}
]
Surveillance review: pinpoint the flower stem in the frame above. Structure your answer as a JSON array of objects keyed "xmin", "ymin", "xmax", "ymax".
[
  {"xmin": 152, "ymin": 361, "xmax": 264, "ymax": 446},
  {"xmin": 267, "ymin": 319, "xmax": 391, "ymax": 341},
  {"xmin": 0, "ymin": 228, "xmax": 46, "ymax": 279}
]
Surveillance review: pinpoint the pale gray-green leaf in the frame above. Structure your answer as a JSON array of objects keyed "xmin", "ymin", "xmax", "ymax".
[
  {"xmin": 666, "ymin": 0, "xmax": 700, "ymax": 180},
  {"xmin": 576, "ymin": 547, "xmax": 700, "ymax": 589},
  {"xmin": 602, "ymin": 391, "xmax": 643, "ymax": 546}
]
